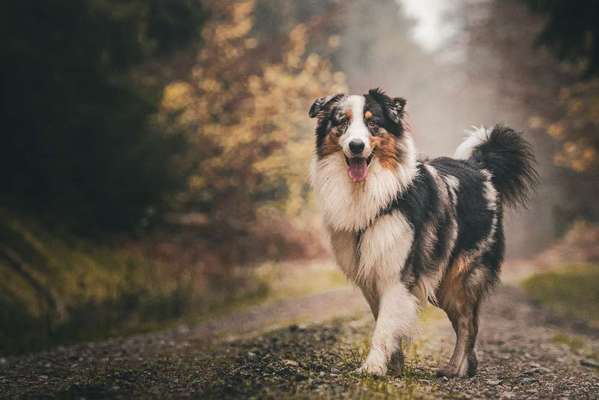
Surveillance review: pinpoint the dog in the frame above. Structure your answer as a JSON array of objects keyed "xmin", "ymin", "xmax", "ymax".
[{"xmin": 309, "ymin": 88, "xmax": 537, "ymax": 377}]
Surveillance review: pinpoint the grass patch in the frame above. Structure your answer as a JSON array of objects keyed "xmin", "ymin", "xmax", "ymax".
[
  {"xmin": 0, "ymin": 209, "xmax": 268, "ymax": 355},
  {"xmin": 0, "ymin": 210, "xmax": 346, "ymax": 356},
  {"xmin": 552, "ymin": 333, "xmax": 599, "ymax": 363},
  {"xmin": 420, "ymin": 305, "xmax": 445, "ymax": 323},
  {"xmin": 522, "ymin": 264, "xmax": 599, "ymax": 328},
  {"xmin": 552, "ymin": 334, "xmax": 586, "ymax": 352},
  {"xmin": 253, "ymin": 260, "xmax": 349, "ymax": 301}
]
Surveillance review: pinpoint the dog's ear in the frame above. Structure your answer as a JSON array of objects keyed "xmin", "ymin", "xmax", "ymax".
[
  {"xmin": 367, "ymin": 88, "xmax": 406, "ymax": 125},
  {"xmin": 389, "ymin": 97, "xmax": 407, "ymax": 124},
  {"xmin": 308, "ymin": 94, "xmax": 342, "ymax": 118}
]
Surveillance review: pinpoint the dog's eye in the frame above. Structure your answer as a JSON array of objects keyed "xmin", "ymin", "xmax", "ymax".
[
  {"xmin": 335, "ymin": 120, "xmax": 348, "ymax": 135},
  {"xmin": 367, "ymin": 120, "xmax": 379, "ymax": 133}
]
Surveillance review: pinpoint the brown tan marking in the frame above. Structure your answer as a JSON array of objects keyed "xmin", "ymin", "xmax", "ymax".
[
  {"xmin": 435, "ymin": 254, "xmax": 484, "ymax": 377},
  {"xmin": 371, "ymin": 129, "xmax": 400, "ymax": 169},
  {"xmin": 319, "ymin": 128, "xmax": 342, "ymax": 158},
  {"xmin": 436, "ymin": 255, "xmax": 471, "ymax": 311},
  {"xmin": 364, "ymin": 110, "xmax": 373, "ymax": 120}
]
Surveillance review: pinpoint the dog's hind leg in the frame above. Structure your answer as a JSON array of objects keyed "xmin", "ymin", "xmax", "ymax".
[
  {"xmin": 437, "ymin": 263, "xmax": 490, "ymax": 378},
  {"xmin": 437, "ymin": 299, "xmax": 480, "ymax": 378},
  {"xmin": 357, "ymin": 282, "xmax": 418, "ymax": 376}
]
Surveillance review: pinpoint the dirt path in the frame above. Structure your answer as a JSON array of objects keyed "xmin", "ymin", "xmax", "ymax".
[{"xmin": 1, "ymin": 282, "xmax": 598, "ymax": 399}]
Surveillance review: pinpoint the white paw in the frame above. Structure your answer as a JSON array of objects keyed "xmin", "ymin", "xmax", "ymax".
[{"xmin": 356, "ymin": 360, "xmax": 388, "ymax": 376}]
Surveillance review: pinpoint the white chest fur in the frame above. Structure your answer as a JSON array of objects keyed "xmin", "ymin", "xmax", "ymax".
[
  {"xmin": 311, "ymin": 141, "xmax": 417, "ymax": 293},
  {"xmin": 328, "ymin": 210, "xmax": 414, "ymax": 294},
  {"xmin": 310, "ymin": 154, "xmax": 410, "ymax": 232}
]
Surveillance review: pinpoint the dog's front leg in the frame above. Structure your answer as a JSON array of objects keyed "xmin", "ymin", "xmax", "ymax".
[{"xmin": 357, "ymin": 282, "xmax": 418, "ymax": 376}]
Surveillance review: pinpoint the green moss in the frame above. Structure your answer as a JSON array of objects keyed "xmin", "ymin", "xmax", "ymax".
[{"xmin": 522, "ymin": 264, "xmax": 599, "ymax": 328}]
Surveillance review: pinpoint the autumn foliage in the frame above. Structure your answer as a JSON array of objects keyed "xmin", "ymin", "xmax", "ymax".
[{"xmin": 161, "ymin": 1, "xmax": 346, "ymax": 228}]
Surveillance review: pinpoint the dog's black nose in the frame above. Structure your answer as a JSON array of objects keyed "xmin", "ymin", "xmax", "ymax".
[{"xmin": 349, "ymin": 140, "xmax": 365, "ymax": 155}]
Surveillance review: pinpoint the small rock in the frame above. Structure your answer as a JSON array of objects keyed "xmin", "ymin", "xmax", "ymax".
[
  {"xmin": 247, "ymin": 352, "xmax": 256, "ymax": 358},
  {"xmin": 580, "ymin": 359, "xmax": 599, "ymax": 369},
  {"xmin": 283, "ymin": 359, "xmax": 299, "ymax": 367},
  {"xmin": 293, "ymin": 373, "xmax": 307, "ymax": 381},
  {"xmin": 528, "ymin": 362, "xmax": 541, "ymax": 368},
  {"xmin": 521, "ymin": 377, "xmax": 538, "ymax": 384},
  {"xmin": 486, "ymin": 379, "xmax": 503, "ymax": 386}
]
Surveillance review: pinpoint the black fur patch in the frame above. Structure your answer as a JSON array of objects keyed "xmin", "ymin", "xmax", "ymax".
[
  {"xmin": 430, "ymin": 158, "xmax": 494, "ymax": 255},
  {"xmin": 364, "ymin": 88, "xmax": 406, "ymax": 136},
  {"xmin": 374, "ymin": 158, "xmax": 501, "ymax": 291},
  {"xmin": 470, "ymin": 125, "xmax": 538, "ymax": 207}
]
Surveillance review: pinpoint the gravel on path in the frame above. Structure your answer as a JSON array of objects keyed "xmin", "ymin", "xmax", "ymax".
[{"xmin": 1, "ymin": 284, "xmax": 598, "ymax": 399}]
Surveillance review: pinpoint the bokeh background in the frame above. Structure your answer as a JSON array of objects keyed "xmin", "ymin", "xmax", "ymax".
[{"xmin": 1, "ymin": 0, "xmax": 598, "ymax": 355}]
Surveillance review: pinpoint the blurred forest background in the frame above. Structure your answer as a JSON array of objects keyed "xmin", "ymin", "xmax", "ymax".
[{"xmin": 1, "ymin": 0, "xmax": 599, "ymax": 355}]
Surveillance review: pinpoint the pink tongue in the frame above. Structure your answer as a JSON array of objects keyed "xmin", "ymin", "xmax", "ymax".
[{"xmin": 348, "ymin": 158, "xmax": 368, "ymax": 182}]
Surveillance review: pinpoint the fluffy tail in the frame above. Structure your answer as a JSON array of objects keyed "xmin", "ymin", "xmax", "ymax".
[{"xmin": 454, "ymin": 125, "xmax": 538, "ymax": 208}]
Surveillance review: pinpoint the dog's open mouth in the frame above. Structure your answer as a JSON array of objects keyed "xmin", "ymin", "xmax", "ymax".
[{"xmin": 345, "ymin": 154, "xmax": 373, "ymax": 183}]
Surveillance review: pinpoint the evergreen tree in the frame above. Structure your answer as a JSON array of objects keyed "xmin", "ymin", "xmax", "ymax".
[{"xmin": 0, "ymin": 0, "xmax": 205, "ymax": 233}]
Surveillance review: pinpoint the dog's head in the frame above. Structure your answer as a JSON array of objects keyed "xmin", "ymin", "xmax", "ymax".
[{"xmin": 309, "ymin": 88, "xmax": 407, "ymax": 183}]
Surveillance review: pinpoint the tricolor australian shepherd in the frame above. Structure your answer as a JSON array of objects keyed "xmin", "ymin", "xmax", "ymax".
[{"xmin": 309, "ymin": 89, "xmax": 537, "ymax": 377}]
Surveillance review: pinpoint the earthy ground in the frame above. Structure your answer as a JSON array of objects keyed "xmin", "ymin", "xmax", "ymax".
[{"xmin": 1, "ymin": 263, "xmax": 598, "ymax": 399}]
